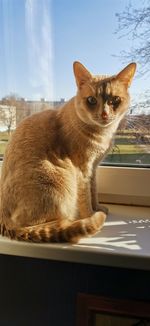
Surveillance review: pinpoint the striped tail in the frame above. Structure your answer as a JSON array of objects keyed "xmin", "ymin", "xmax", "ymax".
[{"xmin": 0, "ymin": 211, "xmax": 106, "ymax": 243}]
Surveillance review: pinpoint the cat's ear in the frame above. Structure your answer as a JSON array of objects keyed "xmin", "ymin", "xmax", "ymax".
[
  {"xmin": 116, "ymin": 63, "xmax": 136, "ymax": 88},
  {"xmin": 73, "ymin": 61, "xmax": 92, "ymax": 89}
]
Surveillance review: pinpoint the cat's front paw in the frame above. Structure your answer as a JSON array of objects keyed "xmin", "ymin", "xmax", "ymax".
[{"xmin": 96, "ymin": 204, "xmax": 109, "ymax": 215}]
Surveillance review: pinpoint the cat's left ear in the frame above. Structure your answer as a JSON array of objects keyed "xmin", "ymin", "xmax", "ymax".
[
  {"xmin": 73, "ymin": 61, "xmax": 92, "ymax": 89},
  {"xmin": 116, "ymin": 63, "xmax": 136, "ymax": 88}
]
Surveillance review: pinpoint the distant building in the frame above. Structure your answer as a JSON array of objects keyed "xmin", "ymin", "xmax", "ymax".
[{"xmin": 0, "ymin": 97, "xmax": 66, "ymax": 127}]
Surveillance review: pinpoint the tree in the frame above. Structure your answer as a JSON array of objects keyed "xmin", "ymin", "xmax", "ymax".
[
  {"xmin": 0, "ymin": 106, "xmax": 16, "ymax": 134},
  {"xmin": 0, "ymin": 95, "xmax": 17, "ymax": 134},
  {"xmin": 115, "ymin": 1, "xmax": 150, "ymax": 75}
]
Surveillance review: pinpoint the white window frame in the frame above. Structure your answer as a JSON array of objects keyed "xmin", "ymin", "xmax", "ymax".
[{"xmin": 96, "ymin": 166, "xmax": 150, "ymax": 207}]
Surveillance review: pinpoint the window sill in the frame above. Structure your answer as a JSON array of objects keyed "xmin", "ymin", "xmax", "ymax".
[{"xmin": 0, "ymin": 204, "xmax": 150, "ymax": 271}]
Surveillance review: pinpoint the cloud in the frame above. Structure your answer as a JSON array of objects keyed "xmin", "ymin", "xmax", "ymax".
[{"xmin": 25, "ymin": 0, "xmax": 53, "ymax": 100}]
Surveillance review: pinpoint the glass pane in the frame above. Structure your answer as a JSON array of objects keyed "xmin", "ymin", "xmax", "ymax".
[
  {"xmin": 103, "ymin": 114, "xmax": 150, "ymax": 166},
  {"xmin": 0, "ymin": 0, "xmax": 150, "ymax": 167},
  {"xmin": 0, "ymin": 0, "xmax": 54, "ymax": 157}
]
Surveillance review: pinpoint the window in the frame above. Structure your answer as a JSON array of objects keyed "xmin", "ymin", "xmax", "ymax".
[{"xmin": 0, "ymin": 0, "xmax": 149, "ymax": 206}]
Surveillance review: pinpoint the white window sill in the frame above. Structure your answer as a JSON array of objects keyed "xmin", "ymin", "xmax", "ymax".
[{"xmin": 0, "ymin": 204, "xmax": 150, "ymax": 271}]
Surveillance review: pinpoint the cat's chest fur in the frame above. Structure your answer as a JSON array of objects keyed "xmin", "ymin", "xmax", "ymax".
[
  {"xmin": 58, "ymin": 102, "xmax": 114, "ymax": 179},
  {"xmin": 71, "ymin": 134, "xmax": 111, "ymax": 181}
]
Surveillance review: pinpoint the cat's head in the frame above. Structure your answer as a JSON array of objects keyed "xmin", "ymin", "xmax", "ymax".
[{"xmin": 73, "ymin": 61, "xmax": 136, "ymax": 128}]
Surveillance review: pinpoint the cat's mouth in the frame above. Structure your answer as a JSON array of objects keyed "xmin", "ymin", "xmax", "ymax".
[{"xmin": 99, "ymin": 119, "xmax": 114, "ymax": 128}]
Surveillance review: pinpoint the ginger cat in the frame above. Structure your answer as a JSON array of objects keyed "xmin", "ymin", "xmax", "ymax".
[{"xmin": 0, "ymin": 61, "xmax": 136, "ymax": 243}]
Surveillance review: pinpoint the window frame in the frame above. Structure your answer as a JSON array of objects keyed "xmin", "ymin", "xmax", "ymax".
[{"xmin": 96, "ymin": 166, "xmax": 150, "ymax": 207}]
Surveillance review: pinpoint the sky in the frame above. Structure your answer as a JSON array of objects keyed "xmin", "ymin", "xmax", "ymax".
[{"xmin": 0, "ymin": 0, "xmax": 149, "ymax": 105}]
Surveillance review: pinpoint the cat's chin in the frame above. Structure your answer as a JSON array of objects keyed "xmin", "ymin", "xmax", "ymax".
[{"xmin": 99, "ymin": 120, "xmax": 114, "ymax": 128}]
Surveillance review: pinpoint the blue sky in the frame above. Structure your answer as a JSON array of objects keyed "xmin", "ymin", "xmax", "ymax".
[{"xmin": 0, "ymin": 0, "xmax": 149, "ymax": 103}]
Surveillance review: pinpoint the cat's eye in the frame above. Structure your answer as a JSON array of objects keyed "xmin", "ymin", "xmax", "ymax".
[
  {"xmin": 107, "ymin": 96, "xmax": 121, "ymax": 108},
  {"xmin": 113, "ymin": 96, "xmax": 121, "ymax": 104},
  {"xmin": 112, "ymin": 96, "xmax": 121, "ymax": 107},
  {"xmin": 87, "ymin": 96, "xmax": 97, "ymax": 106}
]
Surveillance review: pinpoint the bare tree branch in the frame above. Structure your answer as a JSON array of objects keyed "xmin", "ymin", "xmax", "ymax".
[{"xmin": 115, "ymin": 1, "xmax": 150, "ymax": 75}]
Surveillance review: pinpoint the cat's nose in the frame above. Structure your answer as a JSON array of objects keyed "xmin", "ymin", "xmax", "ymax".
[
  {"xmin": 101, "ymin": 111, "xmax": 108, "ymax": 120},
  {"xmin": 101, "ymin": 104, "xmax": 109, "ymax": 120}
]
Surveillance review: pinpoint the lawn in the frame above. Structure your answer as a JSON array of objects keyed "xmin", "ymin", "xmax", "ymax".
[
  {"xmin": 112, "ymin": 144, "xmax": 150, "ymax": 154},
  {"xmin": 0, "ymin": 131, "xmax": 9, "ymax": 141},
  {"xmin": 0, "ymin": 143, "xmax": 8, "ymax": 155}
]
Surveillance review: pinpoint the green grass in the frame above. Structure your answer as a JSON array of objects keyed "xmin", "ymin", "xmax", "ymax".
[
  {"xmin": 0, "ymin": 132, "xmax": 9, "ymax": 155},
  {"xmin": 112, "ymin": 144, "xmax": 150, "ymax": 154},
  {"xmin": 0, "ymin": 143, "xmax": 8, "ymax": 155},
  {"xmin": 0, "ymin": 131, "xmax": 9, "ymax": 141}
]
